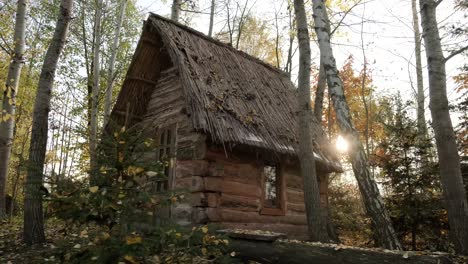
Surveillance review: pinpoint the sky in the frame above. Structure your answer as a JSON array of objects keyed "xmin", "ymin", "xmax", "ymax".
[
  {"xmin": 133, "ymin": 0, "xmax": 466, "ymax": 121},
  {"xmin": 130, "ymin": 0, "xmax": 466, "ymax": 181}
]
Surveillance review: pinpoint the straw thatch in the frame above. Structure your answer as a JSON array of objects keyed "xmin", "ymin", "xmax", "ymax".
[{"xmin": 110, "ymin": 14, "xmax": 341, "ymax": 171}]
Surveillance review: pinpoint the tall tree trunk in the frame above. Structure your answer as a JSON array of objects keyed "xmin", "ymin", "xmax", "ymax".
[
  {"xmin": 293, "ymin": 0, "xmax": 329, "ymax": 243},
  {"xmin": 90, "ymin": 0, "xmax": 103, "ymax": 178},
  {"xmin": 0, "ymin": 0, "xmax": 27, "ymax": 218},
  {"xmin": 314, "ymin": 61, "xmax": 327, "ymax": 121},
  {"xmin": 171, "ymin": 0, "xmax": 181, "ymax": 22},
  {"xmin": 411, "ymin": 0, "xmax": 427, "ymax": 137},
  {"xmin": 208, "ymin": 0, "xmax": 215, "ymax": 37},
  {"xmin": 419, "ymin": 0, "xmax": 468, "ymax": 255},
  {"xmin": 104, "ymin": 0, "xmax": 127, "ymax": 126},
  {"xmin": 311, "ymin": 0, "xmax": 401, "ymax": 250},
  {"xmin": 24, "ymin": 0, "xmax": 73, "ymax": 245}
]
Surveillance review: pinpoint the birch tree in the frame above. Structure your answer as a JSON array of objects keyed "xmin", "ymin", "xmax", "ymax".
[
  {"xmin": 293, "ymin": 0, "xmax": 329, "ymax": 242},
  {"xmin": 411, "ymin": 0, "xmax": 427, "ymax": 137},
  {"xmin": 24, "ymin": 0, "xmax": 73, "ymax": 245},
  {"xmin": 311, "ymin": 0, "xmax": 402, "ymax": 250},
  {"xmin": 103, "ymin": 0, "xmax": 128, "ymax": 126},
  {"xmin": 208, "ymin": 0, "xmax": 215, "ymax": 37},
  {"xmin": 0, "ymin": 0, "xmax": 27, "ymax": 218},
  {"xmin": 89, "ymin": 0, "xmax": 103, "ymax": 176},
  {"xmin": 419, "ymin": 0, "xmax": 468, "ymax": 254},
  {"xmin": 171, "ymin": 0, "xmax": 181, "ymax": 21}
]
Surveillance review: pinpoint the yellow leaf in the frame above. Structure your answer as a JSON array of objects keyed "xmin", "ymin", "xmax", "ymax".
[
  {"xmin": 201, "ymin": 247, "xmax": 207, "ymax": 255},
  {"xmin": 123, "ymin": 255, "xmax": 139, "ymax": 264},
  {"xmin": 170, "ymin": 196, "xmax": 178, "ymax": 203},
  {"xmin": 89, "ymin": 186, "xmax": 99, "ymax": 193},
  {"xmin": 201, "ymin": 226, "xmax": 208, "ymax": 234},
  {"xmin": 100, "ymin": 232, "xmax": 110, "ymax": 240},
  {"xmin": 126, "ymin": 235, "xmax": 142, "ymax": 245},
  {"xmin": 118, "ymin": 193, "xmax": 125, "ymax": 199}
]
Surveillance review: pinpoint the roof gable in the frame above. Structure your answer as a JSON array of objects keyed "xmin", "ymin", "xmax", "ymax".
[{"xmin": 110, "ymin": 14, "xmax": 341, "ymax": 171}]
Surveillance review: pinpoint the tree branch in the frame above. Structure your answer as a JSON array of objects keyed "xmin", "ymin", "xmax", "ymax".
[
  {"xmin": 445, "ymin": 45, "xmax": 468, "ymax": 62},
  {"xmin": 435, "ymin": 0, "xmax": 443, "ymax": 7}
]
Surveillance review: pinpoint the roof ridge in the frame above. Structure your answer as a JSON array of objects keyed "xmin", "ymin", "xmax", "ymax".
[{"xmin": 148, "ymin": 13, "xmax": 290, "ymax": 77}]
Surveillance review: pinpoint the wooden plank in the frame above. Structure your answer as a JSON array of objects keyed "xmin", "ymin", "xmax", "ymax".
[{"xmin": 127, "ymin": 76, "xmax": 158, "ymax": 85}]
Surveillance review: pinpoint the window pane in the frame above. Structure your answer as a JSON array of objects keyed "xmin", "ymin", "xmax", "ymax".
[{"xmin": 264, "ymin": 165, "xmax": 278, "ymax": 208}]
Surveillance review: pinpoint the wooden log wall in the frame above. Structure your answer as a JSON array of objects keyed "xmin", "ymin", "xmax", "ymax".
[
  {"xmin": 135, "ymin": 67, "xmax": 330, "ymax": 237},
  {"xmin": 137, "ymin": 66, "xmax": 207, "ymax": 226},
  {"xmin": 171, "ymin": 146, "xmax": 332, "ymax": 239}
]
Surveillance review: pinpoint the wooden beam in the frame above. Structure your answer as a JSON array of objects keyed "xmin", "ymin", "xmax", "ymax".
[
  {"xmin": 142, "ymin": 37, "xmax": 158, "ymax": 46},
  {"xmin": 127, "ymin": 76, "xmax": 158, "ymax": 86},
  {"xmin": 113, "ymin": 110, "xmax": 143, "ymax": 121}
]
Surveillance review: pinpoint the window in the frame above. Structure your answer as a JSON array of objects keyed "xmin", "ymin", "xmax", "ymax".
[
  {"xmin": 261, "ymin": 164, "xmax": 285, "ymax": 215},
  {"xmin": 155, "ymin": 125, "xmax": 176, "ymax": 192}
]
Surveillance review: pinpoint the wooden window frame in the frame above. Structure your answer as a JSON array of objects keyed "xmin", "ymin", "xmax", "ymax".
[
  {"xmin": 260, "ymin": 164, "xmax": 286, "ymax": 216},
  {"xmin": 154, "ymin": 123, "xmax": 177, "ymax": 192}
]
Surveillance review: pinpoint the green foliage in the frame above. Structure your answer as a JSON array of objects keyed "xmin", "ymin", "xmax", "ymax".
[
  {"xmin": 328, "ymin": 176, "xmax": 373, "ymax": 246},
  {"xmin": 374, "ymin": 96, "xmax": 448, "ymax": 251},
  {"xmin": 47, "ymin": 127, "xmax": 232, "ymax": 263}
]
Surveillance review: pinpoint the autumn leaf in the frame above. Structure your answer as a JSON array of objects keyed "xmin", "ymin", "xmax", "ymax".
[
  {"xmin": 201, "ymin": 226, "xmax": 208, "ymax": 234},
  {"xmin": 126, "ymin": 235, "xmax": 142, "ymax": 245},
  {"xmin": 123, "ymin": 255, "xmax": 139, "ymax": 264},
  {"xmin": 89, "ymin": 186, "xmax": 99, "ymax": 193}
]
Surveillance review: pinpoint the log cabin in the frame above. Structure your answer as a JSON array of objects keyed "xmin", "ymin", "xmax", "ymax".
[{"xmin": 106, "ymin": 13, "xmax": 342, "ymax": 239}]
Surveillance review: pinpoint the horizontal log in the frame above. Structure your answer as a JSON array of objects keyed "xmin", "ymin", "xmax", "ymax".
[
  {"xmin": 229, "ymin": 240, "xmax": 453, "ymax": 264},
  {"xmin": 220, "ymin": 193, "xmax": 259, "ymax": 211},
  {"xmin": 176, "ymin": 160, "xmax": 209, "ymax": 178},
  {"xmin": 287, "ymin": 202, "xmax": 305, "ymax": 213},
  {"xmin": 286, "ymin": 189, "xmax": 304, "ymax": 204},
  {"xmin": 222, "ymin": 180, "xmax": 261, "ymax": 198},
  {"xmin": 219, "ymin": 208, "xmax": 306, "ymax": 225},
  {"xmin": 285, "ymin": 172, "xmax": 303, "ymax": 189}
]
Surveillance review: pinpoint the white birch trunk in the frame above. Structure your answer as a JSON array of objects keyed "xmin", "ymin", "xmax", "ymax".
[
  {"xmin": 293, "ymin": 0, "xmax": 329, "ymax": 242},
  {"xmin": 208, "ymin": 0, "xmax": 215, "ymax": 37},
  {"xmin": 103, "ymin": 0, "xmax": 128, "ymax": 126},
  {"xmin": 24, "ymin": 0, "xmax": 73, "ymax": 245},
  {"xmin": 419, "ymin": 0, "xmax": 468, "ymax": 254},
  {"xmin": 311, "ymin": 0, "xmax": 401, "ymax": 250},
  {"xmin": 171, "ymin": 0, "xmax": 181, "ymax": 22},
  {"xmin": 90, "ymin": 0, "xmax": 103, "ymax": 176},
  {"xmin": 0, "ymin": 0, "xmax": 27, "ymax": 218},
  {"xmin": 412, "ymin": 0, "xmax": 427, "ymax": 137}
]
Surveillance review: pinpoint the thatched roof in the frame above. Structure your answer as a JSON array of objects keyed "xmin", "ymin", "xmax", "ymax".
[{"xmin": 110, "ymin": 14, "xmax": 341, "ymax": 172}]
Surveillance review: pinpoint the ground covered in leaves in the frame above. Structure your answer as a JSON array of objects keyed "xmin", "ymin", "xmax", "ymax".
[{"xmin": 0, "ymin": 218, "xmax": 235, "ymax": 264}]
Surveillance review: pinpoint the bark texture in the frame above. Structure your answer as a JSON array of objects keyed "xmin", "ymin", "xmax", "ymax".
[
  {"xmin": 24, "ymin": 0, "xmax": 73, "ymax": 245},
  {"xmin": 419, "ymin": 0, "xmax": 468, "ymax": 254},
  {"xmin": 171, "ymin": 0, "xmax": 181, "ymax": 22},
  {"xmin": 89, "ymin": 0, "xmax": 103, "ymax": 176},
  {"xmin": 314, "ymin": 61, "xmax": 327, "ymax": 122},
  {"xmin": 411, "ymin": 0, "xmax": 427, "ymax": 137},
  {"xmin": 0, "ymin": 0, "xmax": 27, "ymax": 218},
  {"xmin": 311, "ymin": 0, "xmax": 401, "ymax": 250},
  {"xmin": 293, "ymin": 0, "xmax": 329, "ymax": 242},
  {"xmin": 103, "ymin": 0, "xmax": 128, "ymax": 126}
]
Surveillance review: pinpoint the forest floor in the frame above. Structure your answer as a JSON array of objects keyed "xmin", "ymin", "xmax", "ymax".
[
  {"xmin": 1, "ymin": 218, "xmax": 468, "ymax": 264},
  {"xmin": 0, "ymin": 217, "xmax": 83, "ymax": 264}
]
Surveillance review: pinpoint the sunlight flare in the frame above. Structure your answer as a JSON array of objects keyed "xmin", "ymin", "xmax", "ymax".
[{"xmin": 336, "ymin": 135, "xmax": 349, "ymax": 153}]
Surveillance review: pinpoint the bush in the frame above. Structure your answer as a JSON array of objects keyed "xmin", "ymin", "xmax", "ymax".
[{"xmin": 47, "ymin": 126, "xmax": 232, "ymax": 263}]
